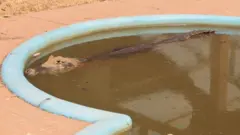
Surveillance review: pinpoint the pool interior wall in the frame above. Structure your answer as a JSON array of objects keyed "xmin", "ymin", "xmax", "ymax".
[{"xmin": 2, "ymin": 15, "xmax": 240, "ymax": 135}]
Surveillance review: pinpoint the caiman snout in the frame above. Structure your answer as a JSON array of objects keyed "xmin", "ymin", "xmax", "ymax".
[{"xmin": 25, "ymin": 68, "xmax": 39, "ymax": 77}]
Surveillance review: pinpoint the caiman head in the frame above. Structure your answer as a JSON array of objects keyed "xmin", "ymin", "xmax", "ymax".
[{"xmin": 25, "ymin": 55, "xmax": 84, "ymax": 77}]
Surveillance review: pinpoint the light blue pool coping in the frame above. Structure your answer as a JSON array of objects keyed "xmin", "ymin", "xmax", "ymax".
[{"xmin": 1, "ymin": 14, "xmax": 240, "ymax": 135}]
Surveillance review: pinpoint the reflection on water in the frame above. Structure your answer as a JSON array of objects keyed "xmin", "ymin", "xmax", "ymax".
[{"xmin": 27, "ymin": 32, "xmax": 240, "ymax": 135}]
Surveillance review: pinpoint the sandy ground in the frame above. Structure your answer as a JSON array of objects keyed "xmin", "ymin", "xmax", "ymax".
[{"xmin": 0, "ymin": 0, "xmax": 105, "ymax": 17}]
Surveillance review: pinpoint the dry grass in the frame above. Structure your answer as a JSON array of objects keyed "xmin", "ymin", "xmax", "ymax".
[{"xmin": 0, "ymin": 0, "xmax": 104, "ymax": 16}]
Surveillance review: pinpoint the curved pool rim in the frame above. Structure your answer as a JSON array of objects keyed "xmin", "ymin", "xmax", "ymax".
[{"xmin": 2, "ymin": 14, "xmax": 240, "ymax": 135}]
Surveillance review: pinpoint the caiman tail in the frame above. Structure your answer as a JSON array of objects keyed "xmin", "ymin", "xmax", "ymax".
[
  {"xmin": 79, "ymin": 30, "xmax": 215, "ymax": 62},
  {"xmin": 150, "ymin": 30, "xmax": 215, "ymax": 45}
]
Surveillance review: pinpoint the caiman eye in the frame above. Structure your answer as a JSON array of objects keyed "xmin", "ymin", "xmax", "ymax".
[
  {"xmin": 56, "ymin": 60, "xmax": 61, "ymax": 64},
  {"xmin": 56, "ymin": 60, "xmax": 65, "ymax": 64}
]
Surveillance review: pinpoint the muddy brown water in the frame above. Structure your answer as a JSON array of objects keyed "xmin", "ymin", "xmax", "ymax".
[{"xmin": 26, "ymin": 31, "xmax": 240, "ymax": 135}]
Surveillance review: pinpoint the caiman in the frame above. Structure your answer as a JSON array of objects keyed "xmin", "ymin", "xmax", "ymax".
[{"xmin": 25, "ymin": 30, "xmax": 215, "ymax": 77}]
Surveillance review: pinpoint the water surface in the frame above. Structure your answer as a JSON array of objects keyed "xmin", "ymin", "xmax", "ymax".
[{"xmin": 27, "ymin": 31, "xmax": 240, "ymax": 135}]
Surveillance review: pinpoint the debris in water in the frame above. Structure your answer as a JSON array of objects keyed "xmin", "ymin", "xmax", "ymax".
[{"xmin": 33, "ymin": 52, "xmax": 41, "ymax": 57}]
